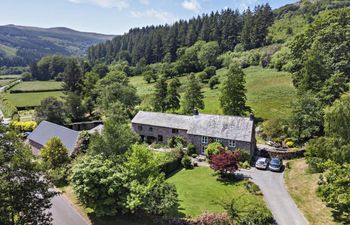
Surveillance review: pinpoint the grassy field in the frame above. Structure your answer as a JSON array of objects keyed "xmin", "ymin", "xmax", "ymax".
[
  {"xmin": 4, "ymin": 91, "xmax": 65, "ymax": 107},
  {"xmin": 130, "ymin": 66, "xmax": 296, "ymax": 120},
  {"xmin": 0, "ymin": 79, "xmax": 15, "ymax": 87},
  {"xmin": 284, "ymin": 159, "xmax": 338, "ymax": 225},
  {"xmin": 9, "ymin": 81, "xmax": 64, "ymax": 92},
  {"xmin": 167, "ymin": 167, "xmax": 267, "ymax": 218}
]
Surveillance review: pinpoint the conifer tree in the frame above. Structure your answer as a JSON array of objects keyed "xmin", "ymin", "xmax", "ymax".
[
  {"xmin": 167, "ymin": 78, "xmax": 181, "ymax": 112},
  {"xmin": 182, "ymin": 73, "xmax": 204, "ymax": 114},
  {"xmin": 220, "ymin": 62, "xmax": 250, "ymax": 116},
  {"xmin": 153, "ymin": 76, "xmax": 168, "ymax": 112}
]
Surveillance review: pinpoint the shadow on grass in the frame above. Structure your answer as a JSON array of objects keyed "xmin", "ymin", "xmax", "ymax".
[{"xmin": 214, "ymin": 172, "xmax": 246, "ymax": 185}]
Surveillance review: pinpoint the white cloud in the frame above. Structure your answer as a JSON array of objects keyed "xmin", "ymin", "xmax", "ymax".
[
  {"xmin": 131, "ymin": 9, "xmax": 177, "ymax": 23},
  {"xmin": 67, "ymin": 0, "xmax": 129, "ymax": 9},
  {"xmin": 182, "ymin": 0, "xmax": 201, "ymax": 12}
]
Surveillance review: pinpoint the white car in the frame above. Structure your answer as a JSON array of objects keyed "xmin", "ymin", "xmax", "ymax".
[{"xmin": 255, "ymin": 157, "xmax": 269, "ymax": 170}]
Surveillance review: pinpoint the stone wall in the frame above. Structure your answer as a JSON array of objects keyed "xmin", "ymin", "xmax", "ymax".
[{"xmin": 258, "ymin": 149, "xmax": 306, "ymax": 160}]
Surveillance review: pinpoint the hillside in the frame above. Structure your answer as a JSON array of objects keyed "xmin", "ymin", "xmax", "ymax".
[{"xmin": 0, "ymin": 25, "xmax": 115, "ymax": 67}]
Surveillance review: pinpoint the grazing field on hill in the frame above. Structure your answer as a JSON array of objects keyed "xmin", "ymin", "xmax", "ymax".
[
  {"xmin": 167, "ymin": 167, "xmax": 267, "ymax": 218},
  {"xmin": 0, "ymin": 74, "xmax": 21, "ymax": 79},
  {"xmin": 130, "ymin": 66, "xmax": 296, "ymax": 120},
  {"xmin": 284, "ymin": 159, "xmax": 339, "ymax": 225},
  {"xmin": 4, "ymin": 91, "xmax": 65, "ymax": 108},
  {"xmin": 9, "ymin": 81, "xmax": 64, "ymax": 92}
]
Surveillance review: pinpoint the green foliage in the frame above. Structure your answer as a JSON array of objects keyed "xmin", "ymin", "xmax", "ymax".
[
  {"xmin": 209, "ymin": 76, "xmax": 220, "ymax": 89},
  {"xmin": 70, "ymin": 154, "xmax": 122, "ymax": 216},
  {"xmin": 205, "ymin": 142, "xmax": 222, "ymax": 158},
  {"xmin": 88, "ymin": 117, "xmax": 137, "ymax": 157},
  {"xmin": 220, "ymin": 63, "xmax": 250, "ymax": 116},
  {"xmin": 63, "ymin": 59, "xmax": 83, "ymax": 94},
  {"xmin": 197, "ymin": 71, "xmax": 208, "ymax": 83},
  {"xmin": 181, "ymin": 155, "xmax": 192, "ymax": 169},
  {"xmin": 21, "ymin": 72, "xmax": 32, "ymax": 81},
  {"xmin": 35, "ymin": 97, "xmax": 65, "ymax": 124},
  {"xmin": 40, "ymin": 137, "xmax": 69, "ymax": 169},
  {"xmin": 9, "ymin": 121, "xmax": 37, "ymax": 132},
  {"xmin": 290, "ymin": 8, "xmax": 350, "ymax": 93},
  {"xmin": 261, "ymin": 118, "xmax": 288, "ymax": 140},
  {"xmin": 120, "ymin": 144, "xmax": 178, "ymax": 214},
  {"xmin": 270, "ymin": 46, "xmax": 292, "ymax": 71},
  {"xmin": 318, "ymin": 163, "xmax": 350, "ymax": 222},
  {"xmin": 0, "ymin": 129, "xmax": 56, "ymax": 224},
  {"xmin": 227, "ymin": 198, "xmax": 274, "ymax": 225},
  {"xmin": 167, "ymin": 77, "xmax": 181, "ymax": 112},
  {"xmin": 244, "ymin": 181, "xmax": 261, "ymax": 195},
  {"xmin": 187, "ymin": 143, "xmax": 197, "ymax": 155},
  {"xmin": 64, "ymin": 92, "xmax": 86, "ymax": 122},
  {"xmin": 291, "ymin": 93, "xmax": 323, "ymax": 141},
  {"xmin": 317, "ymin": 72, "xmax": 349, "ymax": 106},
  {"xmin": 152, "ymin": 76, "xmax": 168, "ymax": 112},
  {"xmin": 197, "ymin": 41, "xmax": 220, "ymax": 68},
  {"xmin": 182, "ymin": 73, "xmax": 205, "ymax": 114},
  {"xmin": 324, "ymin": 93, "xmax": 350, "ymax": 142}
]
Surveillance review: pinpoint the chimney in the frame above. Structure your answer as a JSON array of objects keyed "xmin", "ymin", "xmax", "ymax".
[
  {"xmin": 249, "ymin": 113, "xmax": 254, "ymax": 121},
  {"xmin": 193, "ymin": 108, "xmax": 199, "ymax": 116}
]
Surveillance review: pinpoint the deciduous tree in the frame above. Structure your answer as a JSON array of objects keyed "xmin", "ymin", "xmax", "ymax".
[{"xmin": 182, "ymin": 73, "xmax": 204, "ymax": 114}]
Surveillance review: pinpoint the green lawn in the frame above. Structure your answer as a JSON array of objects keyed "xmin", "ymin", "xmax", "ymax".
[
  {"xmin": 167, "ymin": 167, "xmax": 267, "ymax": 218},
  {"xmin": 4, "ymin": 91, "xmax": 65, "ymax": 107},
  {"xmin": 9, "ymin": 81, "xmax": 64, "ymax": 92},
  {"xmin": 130, "ymin": 66, "xmax": 296, "ymax": 120}
]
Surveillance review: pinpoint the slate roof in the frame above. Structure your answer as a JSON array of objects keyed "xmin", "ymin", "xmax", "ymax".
[
  {"xmin": 132, "ymin": 111, "xmax": 254, "ymax": 142},
  {"xmin": 88, "ymin": 124, "xmax": 104, "ymax": 134},
  {"xmin": 27, "ymin": 121, "xmax": 80, "ymax": 155},
  {"xmin": 132, "ymin": 111, "xmax": 192, "ymax": 130}
]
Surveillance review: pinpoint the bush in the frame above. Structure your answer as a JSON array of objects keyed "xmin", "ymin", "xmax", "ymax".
[
  {"xmin": 10, "ymin": 121, "xmax": 37, "ymax": 132},
  {"xmin": 208, "ymin": 76, "xmax": 219, "ymax": 89},
  {"xmin": 47, "ymin": 166, "xmax": 69, "ymax": 187},
  {"xmin": 204, "ymin": 66, "xmax": 216, "ymax": 79},
  {"xmin": 191, "ymin": 154, "xmax": 198, "ymax": 158},
  {"xmin": 195, "ymin": 212, "xmax": 233, "ymax": 225},
  {"xmin": 286, "ymin": 141, "xmax": 295, "ymax": 148},
  {"xmin": 237, "ymin": 149, "xmax": 251, "ymax": 163},
  {"xmin": 181, "ymin": 155, "xmax": 192, "ymax": 169},
  {"xmin": 239, "ymin": 161, "xmax": 251, "ymax": 169},
  {"xmin": 21, "ymin": 72, "xmax": 33, "ymax": 81},
  {"xmin": 187, "ymin": 143, "xmax": 197, "ymax": 155},
  {"xmin": 244, "ymin": 181, "xmax": 261, "ymax": 195},
  {"xmin": 205, "ymin": 142, "xmax": 222, "ymax": 158},
  {"xmin": 197, "ymin": 71, "xmax": 208, "ymax": 83}
]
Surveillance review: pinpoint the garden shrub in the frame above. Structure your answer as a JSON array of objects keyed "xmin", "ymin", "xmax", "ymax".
[
  {"xmin": 47, "ymin": 166, "xmax": 70, "ymax": 187},
  {"xmin": 244, "ymin": 181, "xmax": 261, "ymax": 195},
  {"xmin": 286, "ymin": 141, "xmax": 295, "ymax": 148},
  {"xmin": 237, "ymin": 149, "xmax": 251, "ymax": 163},
  {"xmin": 195, "ymin": 212, "xmax": 233, "ymax": 225},
  {"xmin": 205, "ymin": 142, "xmax": 222, "ymax": 158},
  {"xmin": 239, "ymin": 161, "xmax": 251, "ymax": 169},
  {"xmin": 191, "ymin": 154, "xmax": 198, "ymax": 158},
  {"xmin": 181, "ymin": 155, "xmax": 192, "ymax": 169},
  {"xmin": 208, "ymin": 76, "xmax": 219, "ymax": 89},
  {"xmin": 187, "ymin": 143, "xmax": 197, "ymax": 155},
  {"xmin": 10, "ymin": 121, "xmax": 37, "ymax": 132}
]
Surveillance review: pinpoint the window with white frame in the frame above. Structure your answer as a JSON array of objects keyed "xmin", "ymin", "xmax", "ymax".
[
  {"xmin": 215, "ymin": 138, "xmax": 222, "ymax": 143},
  {"xmin": 201, "ymin": 136, "xmax": 208, "ymax": 144},
  {"xmin": 228, "ymin": 140, "xmax": 236, "ymax": 148}
]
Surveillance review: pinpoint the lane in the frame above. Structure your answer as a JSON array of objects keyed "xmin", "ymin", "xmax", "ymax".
[
  {"xmin": 50, "ymin": 191, "xmax": 90, "ymax": 225},
  {"xmin": 237, "ymin": 168, "xmax": 308, "ymax": 225}
]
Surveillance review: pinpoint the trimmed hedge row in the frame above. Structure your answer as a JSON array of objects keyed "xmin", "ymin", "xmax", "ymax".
[
  {"xmin": 9, "ymin": 88, "xmax": 64, "ymax": 94},
  {"xmin": 159, "ymin": 157, "xmax": 182, "ymax": 177}
]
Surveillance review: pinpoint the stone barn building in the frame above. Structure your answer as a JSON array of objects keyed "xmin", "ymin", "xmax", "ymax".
[{"xmin": 131, "ymin": 111, "xmax": 256, "ymax": 156}]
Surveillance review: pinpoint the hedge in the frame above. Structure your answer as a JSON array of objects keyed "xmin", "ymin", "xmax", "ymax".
[{"xmin": 9, "ymin": 89, "xmax": 64, "ymax": 94}]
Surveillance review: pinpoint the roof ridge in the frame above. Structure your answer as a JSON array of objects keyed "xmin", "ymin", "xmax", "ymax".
[{"xmin": 41, "ymin": 120, "xmax": 79, "ymax": 133}]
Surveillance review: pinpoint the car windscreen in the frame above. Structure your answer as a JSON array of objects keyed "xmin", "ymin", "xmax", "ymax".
[{"xmin": 270, "ymin": 159, "xmax": 280, "ymax": 166}]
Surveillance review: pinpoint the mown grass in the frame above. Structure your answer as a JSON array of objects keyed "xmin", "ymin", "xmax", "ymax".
[
  {"xmin": 130, "ymin": 66, "xmax": 296, "ymax": 120},
  {"xmin": 167, "ymin": 167, "xmax": 267, "ymax": 218},
  {"xmin": 284, "ymin": 159, "xmax": 339, "ymax": 225},
  {"xmin": 4, "ymin": 91, "xmax": 65, "ymax": 107},
  {"xmin": 9, "ymin": 81, "xmax": 64, "ymax": 92}
]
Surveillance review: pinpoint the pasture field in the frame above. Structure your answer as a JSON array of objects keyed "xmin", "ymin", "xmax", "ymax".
[
  {"xmin": 0, "ymin": 74, "xmax": 22, "ymax": 79},
  {"xmin": 4, "ymin": 91, "xmax": 65, "ymax": 108},
  {"xmin": 0, "ymin": 79, "xmax": 15, "ymax": 87},
  {"xmin": 9, "ymin": 81, "xmax": 64, "ymax": 92},
  {"xmin": 130, "ymin": 66, "xmax": 296, "ymax": 120}
]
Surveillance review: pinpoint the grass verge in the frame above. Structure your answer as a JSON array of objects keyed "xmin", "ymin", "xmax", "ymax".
[{"xmin": 284, "ymin": 159, "xmax": 339, "ymax": 225}]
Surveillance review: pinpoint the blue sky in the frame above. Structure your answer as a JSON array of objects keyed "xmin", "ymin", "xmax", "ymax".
[{"xmin": 1, "ymin": 0, "xmax": 297, "ymax": 34}]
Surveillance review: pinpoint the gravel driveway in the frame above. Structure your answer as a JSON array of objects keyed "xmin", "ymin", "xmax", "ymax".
[{"xmin": 236, "ymin": 168, "xmax": 308, "ymax": 225}]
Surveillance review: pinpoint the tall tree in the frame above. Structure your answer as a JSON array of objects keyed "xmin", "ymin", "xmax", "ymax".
[
  {"xmin": 63, "ymin": 59, "xmax": 83, "ymax": 94},
  {"xmin": 182, "ymin": 73, "xmax": 204, "ymax": 114},
  {"xmin": 220, "ymin": 63, "xmax": 250, "ymax": 116},
  {"xmin": 40, "ymin": 137, "xmax": 69, "ymax": 169},
  {"xmin": 167, "ymin": 78, "xmax": 181, "ymax": 112},
  {"xmin": 35, "ymin": 97, "xmax": 65, "ymax": 125},
  {"xmin": 152, "ymin": 76, "xmax": 168, "ymax": 112},
  {"xmin": 0, "ymin": 128, "xmax": 56, "ymax": 224}
]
